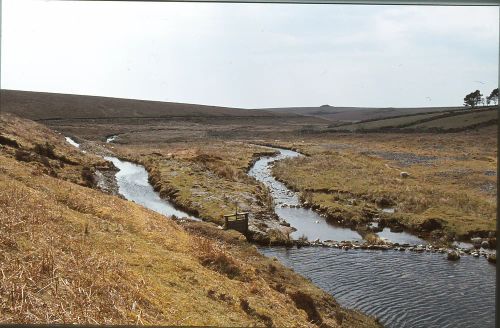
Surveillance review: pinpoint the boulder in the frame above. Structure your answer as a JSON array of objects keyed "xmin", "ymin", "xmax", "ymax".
[
  {"xmin": 471, "ymin": 237, "xmax": 482, "ymax": 247},
  {"xmin": 487, "ymin": 254, "xmax": 496, "ymax": 264},
  {"xmin": 447, "ymin": 251, "xmax": 460, "ymax": 261},
  {"xmin": 247, "ymin": 230, "xmax": 271, "ymax": 245}
]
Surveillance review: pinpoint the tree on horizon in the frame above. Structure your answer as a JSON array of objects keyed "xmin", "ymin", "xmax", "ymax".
[
  {"xmin": 463, "ymin": 90, "xmax": 483, "ymax": 108},
  {"xmin": 486, "ymin": 88, "xmax": 499, "ymax": 105}
]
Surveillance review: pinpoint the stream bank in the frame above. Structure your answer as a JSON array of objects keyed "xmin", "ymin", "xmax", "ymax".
[{"xmin": 249, "ymin": 146, "xmax": 495, "ymax": 328}]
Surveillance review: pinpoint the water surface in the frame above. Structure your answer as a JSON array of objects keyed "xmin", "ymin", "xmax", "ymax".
[
  {"xmin": 248, "ymin": 149, "xmax": 362, "ymax": 241},
  {"xmin": 377, "ymin": 228, "xmax": 427, "ymax": 245},
  {"xmin": 105, "ymin": 156, "xmax": 200, "ymax": 220},
  {"xmin": 250, "ymin": 146, "xmax": 495, "ymax": 328},
  {"xmin": 106, "ymin": 135, "xmax": 118, "ymax": 143},
  {"xmin": 260, "ymin": 246, "xmax": 495, "ymax": 328},
  {"xmin": 65, "ymin": 136, "xmax": 80, "ymax": 148}
]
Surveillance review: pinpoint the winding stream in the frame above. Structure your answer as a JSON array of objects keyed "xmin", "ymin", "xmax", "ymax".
[
  {"xmin": 65, "ymin": 137, "xmax": 200, "ymax": 221},
  {"xmin": 66, "ymin": 137, "xmax": 495, "ymax": 327},
  {"xmin": 248, "ymin": 149, "xmax": 362, "ymax": 242},
  {"xmin": 104, "ymin": 156, "xmax": 200, "ymax": 221},
  {"xmin": 252, "ymin": 147, "xmax": 495, "ymax": 328}
]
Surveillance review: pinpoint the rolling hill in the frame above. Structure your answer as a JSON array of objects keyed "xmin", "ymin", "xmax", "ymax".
[
  {"xmin": 262, "ymin": 105, "xmax": 470, "ymax": 123},
  {"xmin": 330, "ymin": 107, "xmax": 497, "ymax": 132},
  {"xmin": 0, "ymin": 89, "xmax": 299, "ymax": 121}
]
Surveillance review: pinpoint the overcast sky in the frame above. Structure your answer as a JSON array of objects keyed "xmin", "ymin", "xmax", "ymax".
[{"xmin": 1, "ymin": 1, "xmax": 498, "ymax": 108}]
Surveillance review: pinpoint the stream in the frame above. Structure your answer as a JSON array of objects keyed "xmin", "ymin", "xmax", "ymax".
[
  {"xmin": 250, "ymin": 147, "xmax": 495, "ymax": 328},
  {"xmin": 66, "ymin": 137, "xmax": 200, "ymax": 221},
  {"xmin": 66, "ymin": 137, "xmax": 495, "ymax": 328},
  {"xmin": 248, "ymin": 149, "xmax": 363, "ymax": 242},
  {"xmin": 104, "ymin": 156, "xmax": 200, "ymax": 221}
]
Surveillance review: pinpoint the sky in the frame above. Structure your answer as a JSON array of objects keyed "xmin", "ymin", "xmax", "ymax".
[{"xmin": 1, "ymin": 0, "xmax": 498, "ymax": 109}]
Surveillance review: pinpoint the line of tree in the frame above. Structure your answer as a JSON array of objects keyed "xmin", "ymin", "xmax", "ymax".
[{"xmin": 464, "ymin": 88, "xmax": 498, "ymax": 108}]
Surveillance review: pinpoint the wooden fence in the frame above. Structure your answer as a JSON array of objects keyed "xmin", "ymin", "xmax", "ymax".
[{"xmin": 223, "ymin": 212, "xmax": 249, "ymax": 235}]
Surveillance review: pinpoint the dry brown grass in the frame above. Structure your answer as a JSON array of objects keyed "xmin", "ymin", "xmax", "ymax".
[
  {"xmin": 271, "ymin": 128, "xmax": 497, "ymax": 241},
  {"xmin": 0, "ymin": 113, "xmax": 110, "ymax": 186},
  {"xmin": 0, "ymin": 171, "xmax": 162, "ymax": 324},
  {"xmin": 195, "ymin": 237, "xmax": 243, "ymax": 280},
  {"xmin": 112, "ymin": 141, "xmax": 276, "ymax": 224},
  {"xmin": 0, "ymin": 113, "xmax": 381, "ymax": 327}
]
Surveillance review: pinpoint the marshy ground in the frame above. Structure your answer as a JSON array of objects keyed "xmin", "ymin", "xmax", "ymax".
[{"xmin": 270, "ymin": 129, "xmax": 497, "ymax": 245}]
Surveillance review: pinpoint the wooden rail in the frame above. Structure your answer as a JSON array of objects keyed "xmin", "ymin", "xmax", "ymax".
[{"xmin": 223, "ymin": 212, "xmax": 249, "ymax": 235}]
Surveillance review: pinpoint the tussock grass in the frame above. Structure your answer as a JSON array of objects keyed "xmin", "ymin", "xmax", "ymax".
[
  {"xmin": 272, "ymin": 129, "xmax": 496, "ymax": 240},
  {"xmin": 0, "ymin": 113, "xmax": 109, "ymax": 187},
  {"xmin": 0, "ymin": 113, "xmax": 381, "ymax": 327},
  {"xmin": 195, "ymin": 237, "xmax": 243, "ymax": 280},
  {"xmin": 114, "ymin": 141, "xmax": 276, "ymax": 224}
]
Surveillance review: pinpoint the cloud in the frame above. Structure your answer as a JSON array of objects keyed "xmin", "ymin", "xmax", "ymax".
[{"xmin": 1, "ymin": 0, "xmax": 498, "ymax": 108}]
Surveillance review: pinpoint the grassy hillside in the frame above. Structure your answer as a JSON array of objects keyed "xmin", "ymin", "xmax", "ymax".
[
  {"xmin": 331, "ymin": 108, "xmax": 497, "ymax": 133},
  {"xmin": 330, "ymin": 112, "xmax": 446, "ymax": 132},
  {"xmin": 406, "ymin": 108, "xmax": 497, "ymax": 131},
  {"xmin": 0, "ymin": 90, "xmax": 329, "ymax": 142},
  {"xmin": 262, "ymin": 105, "xmax": 466, "ymax": 123},
  {"xmin": 0, "ymin": 89, "xmax": 289, "ymax": 120},
  {"xmin": 0, "ymin": 113, "xmax": 380, "ymax": 327}
]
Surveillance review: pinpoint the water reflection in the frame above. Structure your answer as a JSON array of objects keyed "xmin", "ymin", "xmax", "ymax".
[{"xmin": 377, "ymin": 228, "xmax": 427, "ymax": 245}]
